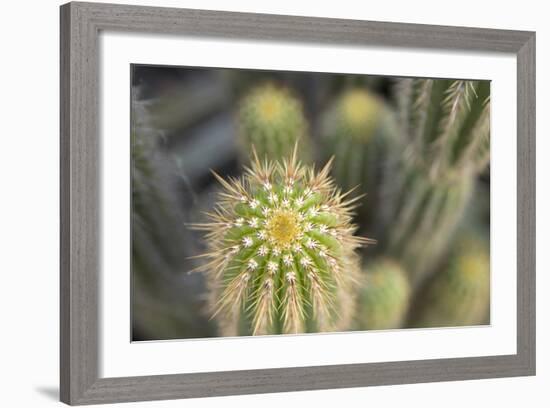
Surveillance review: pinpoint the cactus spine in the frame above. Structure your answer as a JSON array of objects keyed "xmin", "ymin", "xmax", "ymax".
[
  {"xmin": 409, "ymin": 234, "xmax": 490, "ymax": 328},
  {"xmin": 386, "ymin": 79, "xmax": 490, "ymax": 285},
  {"xmin": 354, "ymin": 259, "xmax": 411, "ymax": 330},
  {"xmin": 321, "ymin": 88, "xmax": 399, "ymax": 223},
  {"xmin": 195, "ymin": 148, "xmax": 370, "ymax": 335},
  {"xmin": 238, "ymin": 83, "xmax": 311, "ymax": 163}
]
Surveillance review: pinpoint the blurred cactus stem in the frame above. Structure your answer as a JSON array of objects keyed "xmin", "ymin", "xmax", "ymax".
[
  {"xmin": 386, "ymin": 79, "xmax": 490, "ymax": 286},
  {"xmin": 408, "ymin": 233, "xmax": 490, "ymax": 328},
  {"xmin": 238, "ymin": 83, "xmax": 312, "ymax": 163},
  {"xmin": 132, "ymin": 98, "xmax": 186, "ymax": 275},
  {"xmin": 321, "ymin": 88, "xmax": 399, "ymax": 223},
  {"xmin": 193, "ymin": 147, "xmax": 372, "ymax": 336},
  {"xmin": 131, "ymin": 91, "xmax": 214, "ymax": 340},
  {"xmin": 354, "ymin": 259, "xmax": 411, "ymax": 330}
]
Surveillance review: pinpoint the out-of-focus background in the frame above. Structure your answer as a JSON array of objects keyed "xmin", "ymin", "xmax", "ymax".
[{"xmin": 131, "ymin": 64, "xmax": 490, "ymax": 341}]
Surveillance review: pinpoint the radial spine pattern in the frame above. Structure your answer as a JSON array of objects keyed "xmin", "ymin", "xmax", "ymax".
[{"xmin": 196, "ymin": 149, "xmax": 369, "ymax": 335}]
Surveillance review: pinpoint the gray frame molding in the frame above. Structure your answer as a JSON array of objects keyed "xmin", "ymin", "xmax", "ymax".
[{"xmin": 60, "ymin": 2, "xmax": 536, "ymax": 405}]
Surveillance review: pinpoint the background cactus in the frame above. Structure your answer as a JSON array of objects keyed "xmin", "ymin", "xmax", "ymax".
[
  {"xmin": 131, "ymin": 93, "xmax": 214, "ymax": 340},
  {"xmin": 383, "ymin": 79, "xmax": 490, "ymax": 286},
  {"xmin": 195, "ymin": 149, "xmax": 370, "ymax": 335},
  {"xmin": 354, "ymin": 259, "xmax": 411, "ymax": 330},
  {"xmin": 238, "ymin": 83, "xmax": 312, "ymax": 163},
  {"xmin": 321, "ymin": 88, "xmax": 399, "ymax": 224},
  {"xmin": 408, "ymin": 233, "xmax": 490, "ymax": 328}
]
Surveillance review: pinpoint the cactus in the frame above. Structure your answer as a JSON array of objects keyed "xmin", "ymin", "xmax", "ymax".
[
  {"xmin": 408, "ymin": 233, "xmax": 490, "ymax": 328},
  {"xmin": 384, "ymin": 79, "xmax": 490, "ymax": 285},
  {"xmin": 354, "ymin": 259, "xmax": 411, "ymax": 330},
  {"xmin": 131, "ymin": 92, "xmax": 214, "ymax": 340},
  {"xmin": 321, "ymin": 88, "xmax": 399, "ymax": 223},
  {"xmin": 194, "ymin": 148, "xmax": 371, "ymax": 335},
  {"xmin": 238, "ymin": 83, "xmax": 311, "ymax": 163},
  {"xmin": 132, "ymin": 97, "xmax": 188, "ymax": 280},
  {"xmin": 395, "ymin": 79, "xmax": 490, "ymax": 175}
]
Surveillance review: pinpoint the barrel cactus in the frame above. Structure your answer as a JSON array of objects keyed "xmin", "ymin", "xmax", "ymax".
[
  {"xmin": 321, "ymin": 88, "xmax": 399, "ymax": 223},
  {"xmin": 384, "ymin": 79, "xmax": 490, "ymax": 286},
  {"xmin": 195, "ymin": 148, "xmax": 370, "ymax": 335},
  {"xmin": 409, "ymin": 234, "xmax": 490, "ymax": 328},
  {"xmin": 238, "ymin": 83, "xmax": 311, "ymax": 163},
  {"xmin": 354, "ymin": 259, "xmax": 411, "ymax": 330}
]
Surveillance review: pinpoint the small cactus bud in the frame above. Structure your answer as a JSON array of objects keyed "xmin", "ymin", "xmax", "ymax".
[
  {"xmin": 238, "ymin": 83, "xmax": 311, "ymax": 163},
  {"xmin": 354, "ymin": 259, "xmax": 411, "ymax": 330},
  {"xmin": 195, "ymin": 148, "xmax": 371, "ymax": 335},
  {"xmin": 409, "ymin": 233, "xmax": 490, "ymax": 328}
]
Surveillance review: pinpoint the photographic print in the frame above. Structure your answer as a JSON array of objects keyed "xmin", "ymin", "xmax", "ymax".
[{"xmin": 131, "ymin": 65, "xmax": 490, "ymax": 341}]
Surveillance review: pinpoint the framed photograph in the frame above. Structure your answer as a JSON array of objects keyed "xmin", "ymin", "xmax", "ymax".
[{"xmin": 60, "ymin": 2, "xmax": 535, "ymax": 405}]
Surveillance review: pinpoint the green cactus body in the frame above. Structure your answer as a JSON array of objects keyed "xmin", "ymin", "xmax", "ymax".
[
  {"xmin": 409, "ymin": 234, "xmax": 490, "ymax": 328},
  {"xmin": 355, "ymin": 259, "xmax": 411, "ymax": 330},
  {"xmin": 195, "ymin": 150, "xmax": 370, "ymax": 335},
  {"xmin": 386, "ymin": 79, "xmax": 490, "ymax": 285},
  {"xmin": 321, "ymin": 88, "xmax": 398, "ymax": 223},
  {"xmin": 238, "ymin": 83, "xmax": 311, "ymax": 163}
]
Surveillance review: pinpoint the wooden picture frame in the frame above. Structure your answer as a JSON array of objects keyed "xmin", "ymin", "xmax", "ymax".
[{"xmin": 60, "ymin": 2, "xmax": 536, "ymax": 405}]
